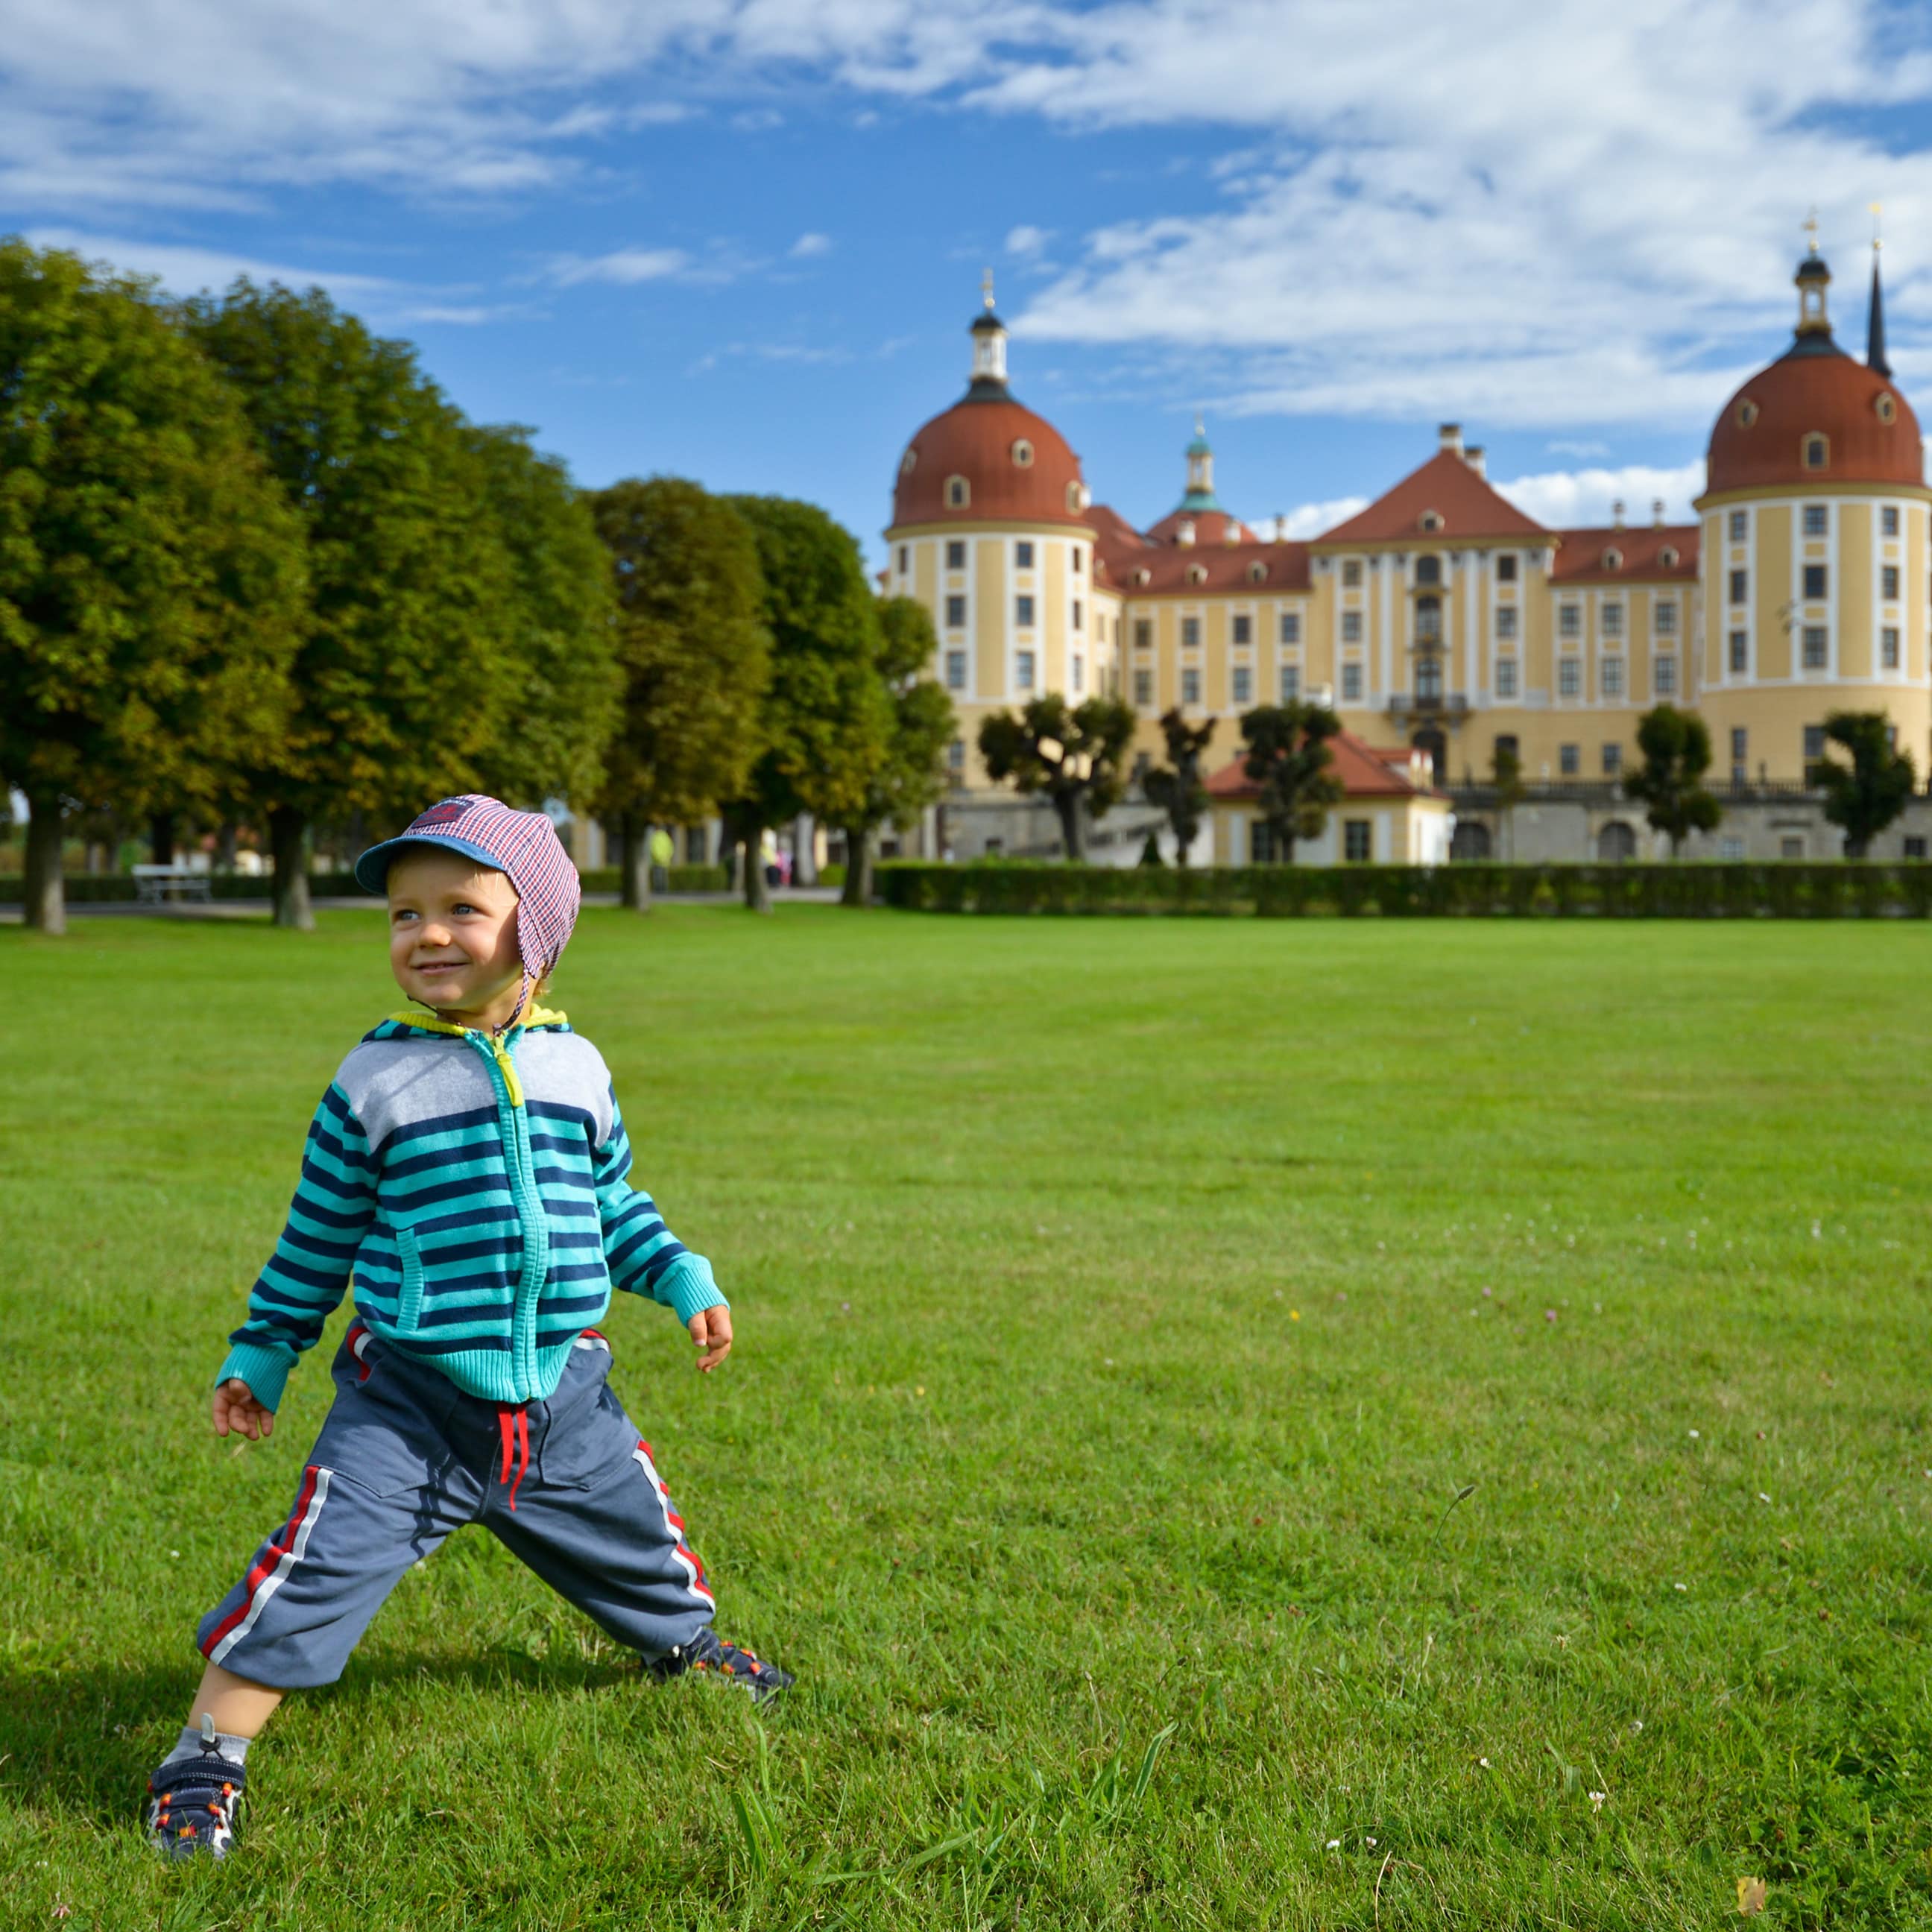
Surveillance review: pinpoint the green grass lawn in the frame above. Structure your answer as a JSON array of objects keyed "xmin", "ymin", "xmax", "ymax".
[{"xmin": 4, "ymin": 907, "xmax": 1932, "ymax": 1930}]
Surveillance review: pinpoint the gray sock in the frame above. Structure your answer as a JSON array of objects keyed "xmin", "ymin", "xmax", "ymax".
[{"xmin": 161, "ymin": 1721, "xmax": 252, "ymax": 1769}]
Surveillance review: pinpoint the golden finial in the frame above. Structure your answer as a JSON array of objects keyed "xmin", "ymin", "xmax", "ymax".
[
  {"xmin": 1803, "ymin": 207, "xmax": 1820, "ymax": 254},
  {"xmin": 981, "ymin": 267, "xmax": 996, "ymax": 312},
  {"xmin": 1872, "ymin": 201, "xmax": 1884, "ymax": 252}
]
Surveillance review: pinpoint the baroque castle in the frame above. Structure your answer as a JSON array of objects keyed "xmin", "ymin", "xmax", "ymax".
[{"xmin": 885, "ymin": 243, "xmax": 1931, "ymax": 864}]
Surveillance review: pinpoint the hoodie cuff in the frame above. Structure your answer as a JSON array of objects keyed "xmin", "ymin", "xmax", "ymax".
[
  {"xmin": 659, "ymin": 1253, "xmax": 729, "ymax": 1325},
  {"xmin": 215, "ymin": 1341, "xmax": 294, "ymax": 1412}
]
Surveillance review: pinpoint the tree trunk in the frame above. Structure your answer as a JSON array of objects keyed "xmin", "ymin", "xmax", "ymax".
[
  {"xmin": 149, "ymin": 813, "xmax": 177, "ymax": 866},
  {"xmin": 742, "ymin": 828, "xmax": 771, "ymax": 914},
  {"xmin": 23, "ymin": 793, "xmax": 66, "ymax": 935},
  {"xmin": 841, "ymin": 826, "xmax": 874, "ymax": 906},
  {"xmin": 215, "ymin": 821, "xmax": 238, "ymax": 872},
  {"xmin": 618, "ymin": 811, "xmax": 651, "ymax": 912},
  {"xmin": 792, "ymin": 813, "xmax": 818, "ymax": 888},
  {"xmin": 1054, "ymin": 790, "xmax": 1085, "ymax": 862},
  {"xmin": 269, "ymin": 806, "xmax": 315, "ymax": 931}
]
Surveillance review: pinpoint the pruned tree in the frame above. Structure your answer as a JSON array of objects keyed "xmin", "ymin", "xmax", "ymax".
[
  {"xmin": 587, "ymin": 479, "xmax": 770, "ymax": 910},
  {"xmin": 1491, "ymin": 738, "xmax": 1527, "ymax": 862},
  {"xmin": 1142, "ymin": 708, "xmax": 1216, "ymax": 865},
  {"xmin": 464, "ymin": 424, "xmax": 621, "ymax": 818},
  {"xmin": 977, "ymin": 694, "xmax": 1137, "ymax": 860},
  {"xmin": 181, "ymin": 280, "xmax": 520, "ymax": 929},
  {"xmin": 0, "ymin": 242, "xmax": 307, "ymax": 934},
  {"xmin": 1240, "ymin": 703, "xmax": 1343, "ymax": 862},
  {"xmin": 1811, "ymin": 710, "xmax": 1915, "ymax": 858},
  {"xmin": 722, "ymin": 496, "xmax": 891, "ymax": 913},
  {"xmin": 838, "ymin": 596, "xmax": 954, "ymax": 906},
  {"xmin": 1626, "ymin": 704, "xmax": 1721, "ymax": 858}
]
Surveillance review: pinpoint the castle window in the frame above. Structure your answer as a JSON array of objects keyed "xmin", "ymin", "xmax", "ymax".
[
  {"xmin": 1232, "ymin": 666, "xmax": 1252, "ymax": 704},
  {"xmin": 1341, "ymin": 663, "xmax": 1363, "ymax": 702},
  {"xmin": 1882, "ymin": 564, "xmax": 1900, "ymax": 601},
  {"xmin": 1280, "ymin": 611, "xmax": 1301, "ymax": 645},
  {"xmin": 1066, "ymin": 482, "xmax": 1085, "ymax": 512},
  {"xmin": 1803, "ymin": 725, "xmax": 1826, "ymax": 763},
  {"xmin": 1494, "ymin": 657, "xmax": 1518, "ymax": 699},
  {"xmin": 1602, "ymin": 744, "xmax": 1623, "ymax": 777},
  {"xmin": 1071, "ymin": 653, "xmax": 1085, "ymax": 693},
  {"xmin": 1655, "ymin": 600, "xmax": 1677, "ymax": 636},
  {"xmin": 897, "ymin": 546, "xmax": 909, "ymax": 573},
  {"xmin": 1883, "ymin": 505, "xmax": 1901, "ymax": 537},
  {"xmin": 1803, "ymin": 434, "xmax": 1828, "ymax": 470},
  {"xmin": 1232, "ymin": 614, "xmax": 1251, "ymax": 645},
  {"xmin": 1877, "ymin": 392, "xmax": 1898, "ymax": 424},
  {"xmin": 1602, "ymin": 601, "xmax": 1623, "ymax": 638},
  {"xmin": 946, "ymin": 475, "xmax": 970, "ymax": 508},
  {"xmin": 1558, "ymin": 658, "xmax": 1582, "ymax": 699},
  {"xmin": 1341, "ymin": 610, "xmax": 1363, "ymax": 643},
  {"xmin": 1729, "ymin": 569, "xmax": 1748, "ymax": 604},
  {"xmin": 1729, "ymin": 511, "xmax": 1748, "ymax": 543},
  {"xmin": 1014, "ymin": 594, "xmax": 1035, "ymax": 628},
  {"xmin": 1803, "ymin": 504, "xmax": 1827, "ymax": 537},
  {"xmin": 1559, "ymin": 603, "xmax": 1581, "ymax": 638},
  {"xmin": 1071, "ymin": 547, "xmax": 1083, "ymax": 575},
  {"xmin": 1186, "ymin": 564, "xmax": 1207, "ymax": 586},
  {"xmin": 1247, "ymin": 562, "xmax": 1266, "ymax": 584},
  {"xmin": 1496, "ymin": 554, "xmax": 1518, "ymax": 582},
  {"xmin": 1181, "ymin": 668, "xmax": 1201, "ymax": 706},
  {"xmin": 1279, "ymin": 664, "xmax": 1301, "ymax": 701},
  {"xmin": 1730, "ymin": 726, "xmax": 1748, "ymax": 781},
  {"xmin": 1729, "ymin": 630, "xmax": 1747, "ymax": 674},
  {"xmin": 946, "ymin": 540, "xmax": 967, "ymax": 569},
  {"xmin": 944, "ymin": 650, "xmax": 967, "ymax": 691},
  {"xmin": 1600, "ymin": 656, "xmax": 1624, "ymax": 699},
  {"xmin": 1415, "ymin": 595, "xmax": 1442, "ymax": 642},
  {"xmin": 1011, "ymin": 439, "xmax": 1034, "ymax": 467},
  {"xmin": 947, "ymin": 739, "xmax": 965, "ymax": 772},
  {"xmin": 1132, "ymin": 669, "xmax": 1154, "ymax": 707},
  {"xmin": 901, "ymin": 447, "xmax": 918, "ymax": 474},
  {"xmin": 1071, "ymin": 599, "xmax": 1084, "ymax": 631},
  {"xmin": 1603, "ymin": 548, "xmax": 1623, "ymax": 571},
  {"xmin": 1015, "ymin": 540, "xmax": 1035, "ymax": 569},
  {"xmin": 1802, "ymin": 564, "xmax": 1827, "ymax": 601},
  {"xmin": 1415, "ymin": 555, "xmax": 1442, "ymax": 586},
  {"xmin": 1737, "ymin": 399, "xmax": 1759, "ymax": 428},
  {"xmin": 1181, "ymin": 616, "xmax": 1201, "ymax": 648},
  {"xmin": 1654, "ymin": 654, "xmax": 1676, "ymax": 696},
  {"xmin": 1134, "ymin": 568, "xmax": 1151, "ymax": 587},
  {"xmin": 1495, "ymin": 606, "xmax": 1518, "ymax": 641},
  {"xmin": 1659, "ymin": 546, "xmax": 1679, "ymax": 569},
  {"xmin": 1883, "ymin": 625, "xmax": 1901, "ymax": 669},
  {"xmin": 1418, "ymin": 511, "xmax": 1444, "ymax": 533},
  {"xmin": 1344, "ymin": 820, "xmax": 1371, "ymax": 862},
  {"xmin": 1342, "ymin": 559, "xmax": 1363, "ymax": 587},
  {"xmin": 945, "ymin": 595, "xmax": 967, "ymax": 628},
  {"xmin": 1802, "ymin": 625, "xmax": 1828, "ymax": 670},
  {"xmin": 1015, "ymin": 649, "xmax": 1036, "ymax": 689},
  {"xmin": 1134, "ymin": 619, "xmax": 1152, "ymax": 651},
  {"xmin": 1559, "ymin": 744, "xmax": 1580, "ymax": 777}
]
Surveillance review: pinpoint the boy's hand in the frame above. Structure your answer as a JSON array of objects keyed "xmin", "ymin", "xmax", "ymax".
[
  {"xmin": 688, "ymin": 1307, "xmax": 733, "ymax": 1372},
  {"xmin": 212, "ymin": 1378, "xmax": 276, "ymax": 1441}
]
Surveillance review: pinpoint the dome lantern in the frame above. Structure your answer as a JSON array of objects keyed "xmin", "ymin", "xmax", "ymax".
[
  {"xmin": 967, "ymin": 268, "xmax": 1009, "ymax": 399},
  {"xmin": 1795, "ymin": 215, "xmax": 1833, "ymax": 341}
]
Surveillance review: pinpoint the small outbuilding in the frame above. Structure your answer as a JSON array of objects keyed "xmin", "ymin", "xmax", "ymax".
[{"xmin": 1206, "ymin": 730, "xmax": 1453, "ymax": 866}]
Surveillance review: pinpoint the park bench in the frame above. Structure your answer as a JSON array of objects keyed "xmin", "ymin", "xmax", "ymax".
[{"xmin": 132, "ymin": 864, "xmax": 213, "ymax": 904}]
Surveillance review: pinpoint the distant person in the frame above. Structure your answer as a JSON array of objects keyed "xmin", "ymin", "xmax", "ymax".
[
  {"xmin": 648, "ymin": 825, "xmax": 673, "ymax": 894},
  {"xmin": 145, "ymin": 795, "xmax": 789, "ymax": 1863},
  {"xmin": 761, "ymin": 827, "xmax": 781, "ymax": 888}
]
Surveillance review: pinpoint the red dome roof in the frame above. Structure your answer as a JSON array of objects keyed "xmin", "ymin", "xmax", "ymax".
[
  {"xmin": 1144, "ymin": 508, "xmax": 1257, "ymax": 546},
  {"xmin": 891, "ymin": 397, "xmax": 1088, "ymax": 531},
  {"xmin": 1707, "ymin": 343, "xmax": 1922, "ymax": 495}
]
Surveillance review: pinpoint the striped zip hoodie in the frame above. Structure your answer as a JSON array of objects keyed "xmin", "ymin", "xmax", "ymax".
[{"xmin": 218, "ymin": 1008, "xmax": 725, "ymax": 1411}]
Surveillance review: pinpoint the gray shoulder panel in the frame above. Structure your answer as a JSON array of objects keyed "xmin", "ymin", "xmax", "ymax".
[
  {"xmin": 332, "ymin": 1038, "xmax": 496, "ymax": 1155},
  {"xmin": 519, "ymin": 1032, "xmax": 616, "ymax": 1144}
]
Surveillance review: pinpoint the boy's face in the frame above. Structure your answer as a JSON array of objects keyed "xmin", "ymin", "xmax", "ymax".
[{"xmin": 386, "ymin": 848, "xmax": 526, "ymax": 1026}]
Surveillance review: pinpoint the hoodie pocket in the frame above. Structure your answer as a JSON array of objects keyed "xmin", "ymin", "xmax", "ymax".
[{"xmin": 396, "ymin": 1226, "xmax": 425, "ymax": 1334}]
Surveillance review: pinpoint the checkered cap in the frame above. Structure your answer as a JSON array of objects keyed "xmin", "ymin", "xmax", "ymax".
[{"xmin": 354, "ymin": 795, "xmax": 581, "ymax": 979}]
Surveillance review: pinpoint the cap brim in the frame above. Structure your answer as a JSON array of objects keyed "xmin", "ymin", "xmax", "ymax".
[{"xmin": 353, "ymin": 833, "xmax": 513, "ymax": 895}]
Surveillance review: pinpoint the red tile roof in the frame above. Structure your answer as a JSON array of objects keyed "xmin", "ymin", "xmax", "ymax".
[
  {"xmin": 1549, "ymin": 524, "xmax": 1699, "ymax": 584},
  {"xmin": 1097, "ymin": 536, "xmax": 1310, "ymax": 596},
  {"xmin": 1146, "ymin": 507, "xmax": 1257, "ymax": 546},
  {"xmin": 1707, "ymin": 343, "xmax": 1922, "ymax": 494},
  {"xmin": 1206, "ymin": 727, "xmax": 1435, "ymax": 801},
  {"xmin": 1317, "ymin": 449, "xmax": 1547, "ymax": 544},
  {"xmin": 890, "ymin": 396, "xmax": 1089, "ymax": 531}
]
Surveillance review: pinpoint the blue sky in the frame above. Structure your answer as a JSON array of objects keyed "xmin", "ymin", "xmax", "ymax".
[{"xmin": 9, "ymin": 0, "xmax": 1932, "ymax": 559}]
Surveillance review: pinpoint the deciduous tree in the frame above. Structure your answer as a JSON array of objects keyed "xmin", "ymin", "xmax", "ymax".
[
  {"xmin": 1142, "ymin": 708, "xmax": 1216, "ymax": 865},
  {"xmin": 181, "ymin": 281, "xmax": 519, "ymax": 928},
  {"xmin": 722, "ymin": 496, "xmax": 890, "ymax": 912},
  {"xmin": 977, "ymin": 694, "xmax": 1137, "ymax": 860},
  {"xmin": 1811, "ymin": 710, "xmax": 1915, "ymax": 858},
  {"xmin": 1626, "ymin": 704, "xmax": 1721, "ymax": 858},
  {"xmin": 837, "ymin": 596, "xmax": 954, "ymax": 906},
  {"xmin": 1491, "ymin": 738, "xmax": 1527, "ymax": 862},
  {"xmin": 587, "ymin": 478, "xmax": 770, "ymax": 910},
  {"xmin": 0, "ymin": 242, "xmax": 307, "ymax": 934},
  {"xmin": 1240, "ymin": 703, "xmax": 1343, "ymax": 863}
]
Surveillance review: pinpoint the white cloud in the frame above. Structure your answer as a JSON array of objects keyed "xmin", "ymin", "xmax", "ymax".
[
  {"xmin": 1547, "ymin": 439, "xmax": 1611, "ymax": 460},
  {"xmin": 543, "ymin": 246, "xmax": 692, "ymax": 287},
  {"xmin": 1494, "ymin": 461, "xmax": 1708, "ymax": 528},
  {"xmin": 23, "ymin": 227, "xmax": 393, "ymax": 302},
  {"xmin": 1006, "ymin": 224, "xmax": 1053, "ymax": 256},
  {"xmin": 1266, "ymin": 498, "xmax": 1370, "ymax": 540},
  {"xmin": 790, "ymin": 232, "xmax": 833, "ymax": 258}
]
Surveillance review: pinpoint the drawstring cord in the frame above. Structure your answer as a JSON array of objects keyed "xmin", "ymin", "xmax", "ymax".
[{"xmin": 496, "ymin": 1405, "xmax": 531, "ymax": 1510}]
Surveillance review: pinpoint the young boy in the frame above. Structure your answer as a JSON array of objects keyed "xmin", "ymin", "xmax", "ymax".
[{"xmin": 147, "ymin": 795, "xmax": 790, "ymax": 1862}]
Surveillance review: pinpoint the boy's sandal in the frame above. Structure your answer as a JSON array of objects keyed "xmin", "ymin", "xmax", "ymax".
[
  {"xmin": 146, "ymin": 1747, "xmax": 247, "ymax": 1860},
  {"xmin": 649, "ymin": 1628, "xmax": 795, "ymax": 1705}
]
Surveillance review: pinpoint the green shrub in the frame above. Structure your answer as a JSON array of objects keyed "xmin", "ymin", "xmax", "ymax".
[{"xmin": 874, "ymin": 861, "xmax": 1932, "ymax": 919}]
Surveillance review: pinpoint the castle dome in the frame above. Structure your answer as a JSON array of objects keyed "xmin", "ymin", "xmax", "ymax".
[
  {"xmin": 1706, "ymin": 247, "xmax": 1923, "ymax": 496},
  {"xmin": 889, "ymin": 289, "xmax": 1089, "ymax": 531}
]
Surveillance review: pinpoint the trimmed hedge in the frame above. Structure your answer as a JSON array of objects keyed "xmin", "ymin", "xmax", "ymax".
[
  {"xmin": 572, "ymin": 865, "xmax": 731, "ymax": 896},
  {"xmin": 0, "ymin": 864, "xmax": 738, "ymax": 905},
  {"xmin": 875, "ymin": 860, "xmax": 1932, "ymax": 919}
]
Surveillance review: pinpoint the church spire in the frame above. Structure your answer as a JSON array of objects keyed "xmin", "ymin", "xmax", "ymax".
[{"xmin": 1867, "ymin": 206, "xmax": 1892, "ymax": 378}]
